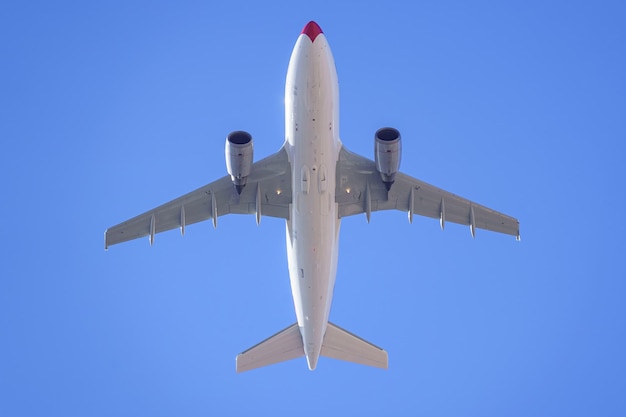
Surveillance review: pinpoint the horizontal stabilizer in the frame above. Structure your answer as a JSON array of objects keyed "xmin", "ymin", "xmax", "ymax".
[
  {"xmin": 236, "ymin": 323, "xmax": 304, "ymax": 373},
  {"xmin": 321, "ymin": 322, "xmax": 388, "ymax": 369}
]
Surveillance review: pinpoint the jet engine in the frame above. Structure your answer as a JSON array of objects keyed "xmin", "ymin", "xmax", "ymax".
[
  {"xmin": 225, "ymin": 130, "xmax": 254, "ymax": 194},
  {"xmin": 374, "ymin": 127, "xmax": 402, "ymax": 190}
]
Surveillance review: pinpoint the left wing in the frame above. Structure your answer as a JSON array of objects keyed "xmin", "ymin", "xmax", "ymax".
[
  {"xmin": 105, "ymin": 146, "xmax": 292, "ymax": 249},
  {"xmin": 335, "ymin": 147, "xmax": 520, "ymax": 238}
]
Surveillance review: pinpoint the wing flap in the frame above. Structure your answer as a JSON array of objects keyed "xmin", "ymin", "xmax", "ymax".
[{"xmin": 236, "ymin": 323, "xmax": 304, "ymax": 372}]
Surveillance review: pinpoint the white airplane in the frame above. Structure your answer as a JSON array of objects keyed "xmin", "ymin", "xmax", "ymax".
[{"xmin": 105, "ymin": 21, "xmax": 520, "ymax": 372}]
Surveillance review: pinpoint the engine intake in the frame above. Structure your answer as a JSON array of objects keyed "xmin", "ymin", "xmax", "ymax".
[
  {"xmin": 225, "ymin": 131, "xmax": 254, "ymax": 194},
  {"xmin": 374, "ymin": 127, "xmax": 402, "ymax": 190}
]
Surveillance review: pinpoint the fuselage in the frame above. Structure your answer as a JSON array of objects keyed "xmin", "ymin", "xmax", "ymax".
[{"xmin": 284, "ymin": 22, "xmax": 342, "ymax": 370}]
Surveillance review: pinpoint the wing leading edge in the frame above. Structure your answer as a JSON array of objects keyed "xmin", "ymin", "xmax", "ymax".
[
  {"xmin": 335, "ymin": 147, "xmax": 520, "ymax": 238},
  {"xmin": 105, "ymin": 146, "xmax": 292, "ymax": 249}
]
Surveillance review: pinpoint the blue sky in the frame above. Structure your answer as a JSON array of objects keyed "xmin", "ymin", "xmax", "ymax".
[{"xmin": 2, "ymin": 1, "xmax": 625, "ymax": 416}]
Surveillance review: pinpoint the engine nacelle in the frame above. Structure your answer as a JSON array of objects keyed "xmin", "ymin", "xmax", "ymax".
[
  {"xmin": 374, "ymin": 127, "xmax": 402, "ymax": 190},
  {"xmin": 225, "ymin": 130, "xmax": 254, "ymax": 194}
]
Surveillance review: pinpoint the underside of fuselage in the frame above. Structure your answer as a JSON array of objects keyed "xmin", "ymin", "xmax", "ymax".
[{"xmin": 284, "ymin": 21, "xmax": 342, "ymax": 370}]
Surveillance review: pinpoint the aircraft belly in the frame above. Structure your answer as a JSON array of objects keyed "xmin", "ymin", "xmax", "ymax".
[
  {"xmin": 284, "ymin": 31, "xmax": 342, "ymax": 364},
  {"xmin": 286, "ymin": 114, "xmax": 340, "ymax": 352}
]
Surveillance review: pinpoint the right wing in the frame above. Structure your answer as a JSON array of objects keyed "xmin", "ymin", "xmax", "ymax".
[
  {"xmin": 336, "ymin": 146, "xmax": 520, "ymax": 238},
  {"xmin": 105, "ymin": 146, "xmax": 292, "ymax": 249}
]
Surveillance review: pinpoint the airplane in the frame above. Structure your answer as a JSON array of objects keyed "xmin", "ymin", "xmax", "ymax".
[{"xmin": 105, "ymin": 21, "xmax": 520, "ymax": 372}]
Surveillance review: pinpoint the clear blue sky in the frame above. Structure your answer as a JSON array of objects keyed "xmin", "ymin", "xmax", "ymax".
[{"xmin": 2, "ymin": 1, "xmax": 625, "ymax": 416}]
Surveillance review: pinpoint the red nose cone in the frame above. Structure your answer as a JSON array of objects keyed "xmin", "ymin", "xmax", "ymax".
[{"xmin": 302, "ymin": 21, "xmax": 323, "ymax": 41}]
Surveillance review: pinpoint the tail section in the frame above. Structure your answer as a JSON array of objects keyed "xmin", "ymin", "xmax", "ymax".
[
  {"xmin": 236, "ymin": 323, "xmax": 304, "ymax": 372},
  {"xmin": 321, "ymin": 322, "xmax": 388, "ymax": 369},
  {"xmin": 235, "ymin": 321, "xmax": 388, "ymax": 372}
]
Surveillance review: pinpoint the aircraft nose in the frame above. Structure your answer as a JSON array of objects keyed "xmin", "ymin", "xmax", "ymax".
[{"xmin": 302, "ymin": 21, "xmax": 323, "ymax": 42}]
